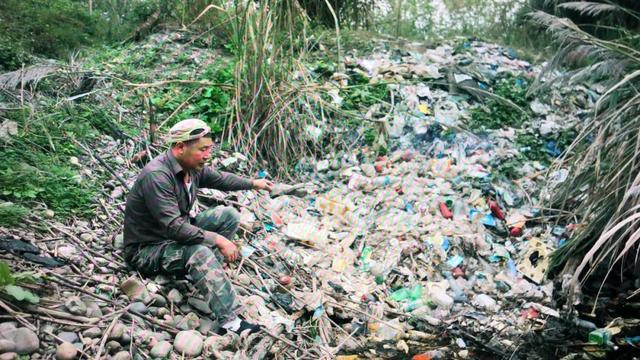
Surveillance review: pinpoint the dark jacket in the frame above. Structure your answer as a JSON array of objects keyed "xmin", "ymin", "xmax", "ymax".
[{"xmin": 123, "ymin": 150, "xmax": 253, "ymax": 254}]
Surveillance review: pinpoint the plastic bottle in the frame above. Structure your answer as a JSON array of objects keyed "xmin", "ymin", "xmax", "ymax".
[
  {"xmin": 429, "ymin": 287, "xmax": 453, "ymax": 309},
  {"xmin": 372, "ymin": 176, "xmax": 400, "ymax": 188},
  {"xmin": 444, "ymin": 271, "xmax": 467, "ymax": 302},
  {"xmin": 452, "ymin": 199, "xmax": 467, "ymax": 219}
]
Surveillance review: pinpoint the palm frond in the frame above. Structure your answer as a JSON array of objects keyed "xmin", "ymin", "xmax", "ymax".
[{"xmin": 557, "ymin": 2, "xmax": 620, "ymax": 17}]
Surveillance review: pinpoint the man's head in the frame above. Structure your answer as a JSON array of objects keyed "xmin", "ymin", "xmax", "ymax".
[{"xmin": 167, "ymin": 119, "xmax": 214, "ymax": 171}]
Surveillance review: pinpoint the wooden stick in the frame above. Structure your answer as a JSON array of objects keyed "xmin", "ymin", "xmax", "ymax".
[{"xmin": 95, "ymin": 313, "xmax": 122, "ymax": 360}]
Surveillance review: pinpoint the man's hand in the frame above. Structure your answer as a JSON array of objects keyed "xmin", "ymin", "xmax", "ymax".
[
  {"xmin": 215, "ymin": 235, "xmax": 239, "ymax": 262},
  {"xmin": 252, "ymin": 179, "xmax": 274, "ymax": 191}
]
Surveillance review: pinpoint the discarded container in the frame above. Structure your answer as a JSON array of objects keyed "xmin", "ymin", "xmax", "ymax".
[
  {"xmin": 430, "ymin": 288, "xmax": 454, "ymax": 309},
  {"xmin": 488, "ymin": 200, "xmax": 505, "ymax": 220},
  {"xmin": 390, "ymin": 284, "xmax": 423, "ymax": 302},
  {"xmin": 588, "ymin": 328, "xmax": 613, "ymax": 347},
  {"xmin": 284, "ymin": 222, "xmax": 328, "ymax": 246},
  {"xmin": 439, "ymin": 202, "xmax": 453, "ymax": 219}
]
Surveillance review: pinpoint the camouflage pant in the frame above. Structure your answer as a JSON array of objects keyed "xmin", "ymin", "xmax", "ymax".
[{"xmin": 126, "ymin": 206, "xmax": 242, "ymax": 326}]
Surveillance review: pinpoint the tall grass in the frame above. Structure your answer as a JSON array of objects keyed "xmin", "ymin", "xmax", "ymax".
[
  {"xmin": 530, "ymin": 3, "xmax": 640, "ymax": 303},
  {"xmin": 220, "ymin": 0, "xmax": 333, "ymax": 173}
]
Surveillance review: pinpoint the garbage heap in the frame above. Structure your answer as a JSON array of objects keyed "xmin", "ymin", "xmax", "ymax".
[
  {"xmin": 0, "ymin": 37, "xmax": 602, "ymax": 360},
  {"xmin": 219, "ymin": 40, "xmax": 593, "ymax": 359}
]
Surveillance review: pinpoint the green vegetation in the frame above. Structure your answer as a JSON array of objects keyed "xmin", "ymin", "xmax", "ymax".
[
  {"xmin": 530, "ymin": 4, "xmax": 640, "ymax": 295},
  {"xmin": 468, "ymin": 76, "xmax": 531, "ymax": 130},
  {"xmin": 0, "ymin": 261, "xmax": 39, "ymax": 304}
]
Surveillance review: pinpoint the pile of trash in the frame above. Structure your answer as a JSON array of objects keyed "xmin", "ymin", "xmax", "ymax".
[{"xmin": 0, "ymin": 36, "xmax": 620, "ymax": 360}]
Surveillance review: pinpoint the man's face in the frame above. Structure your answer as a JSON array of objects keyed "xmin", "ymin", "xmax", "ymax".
[{"xmin": 175, "ymin": 137, "xmax": 214, "ymax": 171}]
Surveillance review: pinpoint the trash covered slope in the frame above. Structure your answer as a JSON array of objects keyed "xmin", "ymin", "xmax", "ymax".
[
  {"xmin": 0, "ymin": 36, "xmax": 610, "ymax": 360},
  {"xmin": 221, "ymin": 40, "xmax": 596, "ymax": 358}
]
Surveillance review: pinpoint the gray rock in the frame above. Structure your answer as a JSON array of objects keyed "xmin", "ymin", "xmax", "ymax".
[
  {"xmin": 0, "ymin": 352, "xmax": 17, "ymax": 360},
  {"xmin": 55, "ymin": 342, "xmax": 77, "ymax": 360},
  {"xmin": 187, "ymin": 298, "xmax": 211, "ymax": 315},
  {"xmin": 105, "ymin": 340, "xmax": 122, "ymax": 354},
  {"xmin": 112, "ymin": 351, "xmax": 131, "ymax": 360},
  {"xmin": 167, "ymin": 289, "xmax": 183, "ymax": 304},
  {"xmin": 129, "ymin": 302, "xmax": 147, "ymax": 314},
  {"xmin": 121, "ymin": 332, "xmax": 131, "ymax": 345},
  {"xmin": 149, "ymin": 341, "xmax": 172, "ymax": 358},
  {"xmin": 173, "ymin": 330, "xmax": 203, "ymax": 357},
  {"xmin": 64, "ymin": 297, "xmax": 87, "ymax": 316},
  {"xmin": 113, "ymin": 233, "xmax": 124, "ymax": 249},
  {"xmin": 57, "ymin": 332, "xmax": 78, "ymax": 344},
  {"xmin": 82, "ymin": 327, "xmax": 102, "ymax": 339},
  {"xmin": 156, "ymin": 307, "xmax": 170, "ymax": 318},
  {"xmin": 79, "ymin": 233, "xmax": 94, "ymax": 242},
  {"xmin": 0, "ymin": 339, "xmax": 15, "ymax": 353},
  {"xmin": 198, "ymin": 318, "xmax": 214, "ymax": 335},
  {"xmin": 151, "ymin": 294, "xmax": 167, "ymax": 308},
  {"xmin": 175, "ymin": 313, "xmax": 200, "ymax": 331},
  {"xmin": 85, "ymin": 301, "xmax": 103, "ymax": 318},
  {"xmin": 108, "ymin": 323, "xmax": 126, "ymax": 341},
  {"xmin": 0, "ymin": 327, "xmax": 39, "ymax": 354},
  {"xmin": 121, "ymin": 277, "xmax": 150, "ymax": 302}
]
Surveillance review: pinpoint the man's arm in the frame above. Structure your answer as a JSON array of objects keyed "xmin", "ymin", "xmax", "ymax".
[{"xmin": 200, "ymin": 166, "xmax": 255, "ymax": 192}]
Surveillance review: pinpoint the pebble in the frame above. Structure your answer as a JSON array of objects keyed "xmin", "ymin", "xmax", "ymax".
[
  {"xmin": 85, "ymin": 301, "xmax": 103, "ymax": 318},
  {"xmin": 129, "ymin": 302, "xmax": 147, "ymax": 314},
  {"xmin": 176, "ymin": 313, "xmax": 200, "ymax": 331},
  {"xmin": 55, "ymin": 342, "xmax": 77, "ymax": 360},
  {"xmin": 64, "ymin": 297, "xmax": 87, "ymax": 316},
  {"xmin": 187, "ymin": 298, "xmax": 211, "ymax": 315},
  {"xmin": 167, "ymin": 289, "xmax": 183, "ymax": 304},
  {"xmin": 173, "ymin": 330, "xmax": 203, "ymax": 357},
  {"xmin": 80, "ymin": 233, "xmax": 94, "ymax": 242},
  {"xmin": 105, "ymin": 340, "xmax": 122, "ymax": 354},
  {"xmin": 156, "ymin": 307, "xmax": 170, "ymax": 318},
  {"xmin": 149, "ymin": 341, "xmax": 172, "ymax": 358},
  {"xmin": 0, "ymin": 327, "xmax": 39, "ymax": 354},
  {"xmin": 82, "ymin": 327, "xmax": 102, "ymax": 338},
  {"xmin": 57, "ymin": 246, "xmax": 77, "ymax": 259},
  {"xmin": 57, "ymin": 332, "xmax": 78, "ymax": 344},
  {"xmin": 151, "ymin": 294, "xmax": 167, "ymax": 307},
  {"xmin": 108, "ymin": 323, "xmax": 126, "ymax": 341},
  {"xmin": 113, "ymin": 234, "xmax": 124, "ymax": 249},
  {"xmin": 112, "ymin": 351, "xmax": 131, "ymax": 360},
  {"xmin": 121, "ymin": 277, "xmax": 150, "ymax": 302},
  {"xmin": 0, "ymin": 353, "xmax": 17, "ymax": 360},
  {"xmin": 198, "ymin": 318, "xmax": 214, "ymax": 335}
]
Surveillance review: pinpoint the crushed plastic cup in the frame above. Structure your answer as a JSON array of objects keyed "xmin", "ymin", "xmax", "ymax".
[{"xmin": 390, "ymin": 284, "xmax": 423, "ymax": 302}]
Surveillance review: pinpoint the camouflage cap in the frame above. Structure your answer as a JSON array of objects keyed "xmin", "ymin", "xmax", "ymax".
[{"xmin": 166, "ymin": 118, "xmax": 211, "ymax": 144}]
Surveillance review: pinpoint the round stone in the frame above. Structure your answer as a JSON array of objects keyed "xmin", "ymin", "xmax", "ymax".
[
  {"xmin": 55, "ymin": 342, "xmax": 77, "ymax": 360},
  {"xmin": 112, "ymin": 351, "xmax": 131, "ymax": 360},
  {"xmin": 173, "ymin": 330, "xmax": 203, "ymax": 357},
  {"xmin": 82, "ymin": 327, "xmax": 101, "ymax": 339},
  {"xmin": 149, "ymin": 341, "xmax": 172, "ymax": 358}
]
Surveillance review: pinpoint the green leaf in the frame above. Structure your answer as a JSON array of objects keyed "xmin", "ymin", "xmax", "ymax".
[
  {"xmin": 0, "ymin": 262, "xmax": 14, "ymax": 286},
  {"xmin": 4, "ymin": 285, "xmax": 39, "ymax": 304}
]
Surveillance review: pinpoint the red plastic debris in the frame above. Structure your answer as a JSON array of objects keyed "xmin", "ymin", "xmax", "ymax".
[
  {"xmin": 439, "ymin": 202, "xmax": 453, "ymax": 219},
  {"xmin": 488, "ymin": 200, "xmax": 505, "ymax": 220},
  {"xmin": 451, "ymin": 267, "xmax": 465, "ymax": 279},
  {"xmin": 509, "ymin": 227, "xmax": 523, "ymax": 237}
]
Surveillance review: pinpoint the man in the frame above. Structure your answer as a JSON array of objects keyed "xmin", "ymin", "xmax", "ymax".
[{"xmin": 123, "ymin": 118, "xmax": 273, "ymax": 334}]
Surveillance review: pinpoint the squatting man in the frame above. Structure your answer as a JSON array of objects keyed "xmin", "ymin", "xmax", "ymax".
[{"xmin": 123, "ymin": 118, "xmax": 274, "ymax": 335}]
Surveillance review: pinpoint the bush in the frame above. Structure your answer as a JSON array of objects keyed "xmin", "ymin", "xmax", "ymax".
[{"xmin": 0, "ymin": 0, "xmax": 105, "ymax": 71}]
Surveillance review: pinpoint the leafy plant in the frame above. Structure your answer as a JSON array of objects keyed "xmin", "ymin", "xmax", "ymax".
[
  {"xmin": 0, "ymin": 203, "xmax": 29, "ymax": 227},
  {"xmin": 0, "ymin": 261, "xmax": 39, "ymax": 304},
  {"xmin": 468, "ymin": 76, "xmax": 531, "ymax": 130}
]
